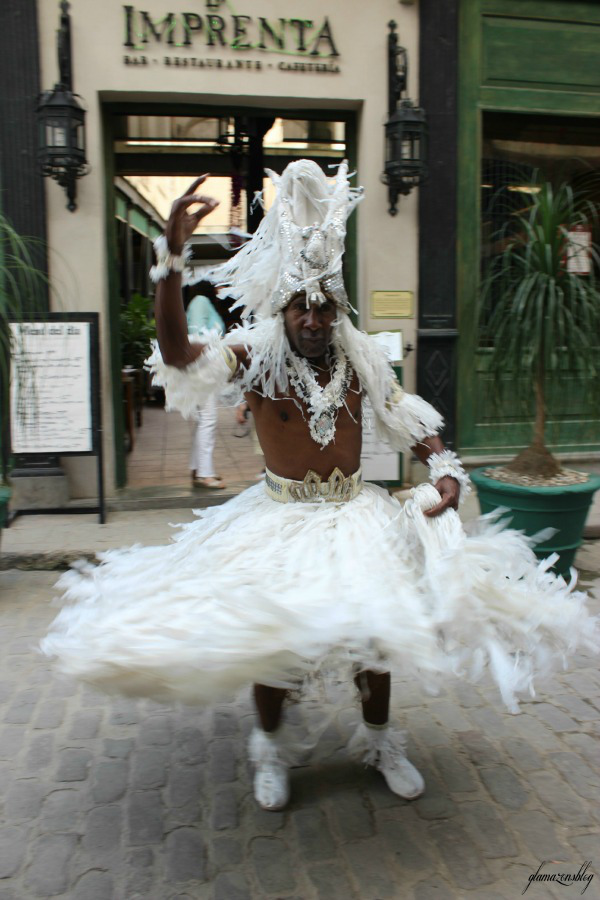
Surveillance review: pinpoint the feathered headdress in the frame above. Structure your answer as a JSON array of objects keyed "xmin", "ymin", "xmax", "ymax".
[{"xmin": 206, "ymin": 159, "xmax": 363, "ymax": 320}]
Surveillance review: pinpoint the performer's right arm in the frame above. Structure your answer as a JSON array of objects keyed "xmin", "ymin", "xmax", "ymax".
[
  {"xmin": 156, "ymin": 175, "xmax": 250, "ymax": 372},
  {"xmin": 154, "ymin": 175, "xmax": 218, "ymax": 368},
  {"xmin": 155, "ymin": 272, "xmax": 198, "ymax": 367}
]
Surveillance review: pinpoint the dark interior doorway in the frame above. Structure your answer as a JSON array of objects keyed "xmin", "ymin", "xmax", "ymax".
[{"xmin": 105, "ymin": 103, "xmax": 356, "ymax": 495}]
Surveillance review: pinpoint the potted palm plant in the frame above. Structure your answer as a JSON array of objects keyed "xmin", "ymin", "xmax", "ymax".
[
  {"xmin": 0, "ymin": 214, "xmax": 49, "ymax": 529},
  {"xmin": 471, "ymin": 178, "xmax": 600, "ymax": 573},
  {"xmin": 120, "ymin": 292, "xmax": 156, "ymax": 372},
  {"xmin": 119, "ymin": 293, "xmax": 157, "ymax": 438}
]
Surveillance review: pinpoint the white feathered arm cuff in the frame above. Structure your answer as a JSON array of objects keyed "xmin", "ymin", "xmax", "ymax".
[
  {"xmin": 145, "ymin": 334, "xmax": 236, "ymax": 419},
  {"xmin": 427, "ymin": 449, "xmax": 471, "ymax": 499},
  {"xmin": 149, "ymin": 236, "xmax": 193, "ymax": 284}
]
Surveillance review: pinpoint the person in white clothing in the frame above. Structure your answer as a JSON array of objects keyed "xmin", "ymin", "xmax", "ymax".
[{"xmin": 185, "ymin": 281, "xmax": 226, "ymax": 489}]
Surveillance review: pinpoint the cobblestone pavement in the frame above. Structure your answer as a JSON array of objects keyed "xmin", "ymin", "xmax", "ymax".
[{"xmin": 0, "ymin": 544, "xmax": 599, "ymax": 899}]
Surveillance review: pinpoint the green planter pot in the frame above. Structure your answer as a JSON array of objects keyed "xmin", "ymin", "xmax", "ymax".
[{"xmin": 471, "ymin": 468, "xmax": 600, "ymax": 576}]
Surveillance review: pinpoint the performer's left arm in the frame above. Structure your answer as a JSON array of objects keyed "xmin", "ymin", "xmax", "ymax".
[{"xmin": 411, "ymin": 436, "xmax": 462, "ymax": 518}]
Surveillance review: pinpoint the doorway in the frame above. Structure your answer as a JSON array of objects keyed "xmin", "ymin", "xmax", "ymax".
[{"xmin": 104, "ymin": 103, "xmax": 357, "ymax": 494}]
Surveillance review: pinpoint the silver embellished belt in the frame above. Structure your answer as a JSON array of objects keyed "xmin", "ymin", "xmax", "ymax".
[{"xmin": 264, "ymin": 466, "xmax": 362, "ymax": 504}]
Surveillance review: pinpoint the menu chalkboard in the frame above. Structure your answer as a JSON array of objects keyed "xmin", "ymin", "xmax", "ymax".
[
  {"xmin": 10, "ymin": 320, "xmax": 92, "ymax": 453},
  {"xmin": 9, "ymin": 313, "xmax": 105, "ymax": 523}
]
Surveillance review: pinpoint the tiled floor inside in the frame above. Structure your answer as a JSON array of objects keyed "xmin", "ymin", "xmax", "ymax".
[{"xmin": 124, "ymin": 402, "xmax": 264, "ymax": 496}]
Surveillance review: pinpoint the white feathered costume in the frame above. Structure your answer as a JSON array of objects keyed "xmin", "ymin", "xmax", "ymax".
[{"xmin": 41, "ymin": 161, "xmax": 599, "ymax": 712}]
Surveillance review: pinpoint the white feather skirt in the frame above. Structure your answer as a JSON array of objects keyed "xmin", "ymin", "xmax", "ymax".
[{"xmin": 41, "ymin": 483, "xmax": 599, "ymax": 711}]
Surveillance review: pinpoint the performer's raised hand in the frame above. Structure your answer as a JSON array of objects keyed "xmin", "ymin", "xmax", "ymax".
[{"xmin": 166, "ymin": 175, "xmax": 219, "ymax": 255}]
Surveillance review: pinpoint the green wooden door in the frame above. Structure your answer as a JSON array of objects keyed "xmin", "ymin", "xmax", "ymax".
[{"xmin": 457, "ymin": 0, "xmax": 600, "ymax": 456}]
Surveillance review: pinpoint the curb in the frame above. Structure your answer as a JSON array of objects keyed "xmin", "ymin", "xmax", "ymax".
[{"xmin": 0, "ymin": 551, "xmax": 97, "ymax": 571}]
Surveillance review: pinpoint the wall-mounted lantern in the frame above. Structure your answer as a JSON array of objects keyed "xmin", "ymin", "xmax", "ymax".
[
  {"xmin": 381, "ymin": 21, "xmax": 427, "ymax": 215},
  {"xmin": 37, "ymin": 1, "xmax": 89, "ymax": 212}
]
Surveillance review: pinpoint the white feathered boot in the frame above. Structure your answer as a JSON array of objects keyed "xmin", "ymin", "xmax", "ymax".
[
  {"xmin": 249, "ymin": 728, "xmax": 291, "ymax": 811},
  {"xmin": 348, "ymin": 722, "xmax": 425, "ymax": 799}
]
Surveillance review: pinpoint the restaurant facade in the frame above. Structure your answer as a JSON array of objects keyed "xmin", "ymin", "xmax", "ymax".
[{"xmin": 1, "ymin": 0, "xmax": 599, "ymax": 498}]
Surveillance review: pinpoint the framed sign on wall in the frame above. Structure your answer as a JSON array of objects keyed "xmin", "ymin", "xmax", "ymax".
[{"xmin": 370, "ymin": 290, "xmax": 414, "ymax": 319}]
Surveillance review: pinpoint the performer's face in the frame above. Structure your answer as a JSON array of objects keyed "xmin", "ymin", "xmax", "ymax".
[{"xmin": 283, "ymin": 292, "xmax": 337, "ymax": 360}]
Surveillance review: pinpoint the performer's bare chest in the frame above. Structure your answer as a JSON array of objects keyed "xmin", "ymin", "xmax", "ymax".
[{"xmin": 246, "ymin": 373, "xmax": 363, "ymax": 481}]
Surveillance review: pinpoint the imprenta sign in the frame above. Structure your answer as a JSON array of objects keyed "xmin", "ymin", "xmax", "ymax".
[{"xmin": 123, "ymin": 5, "xmax": 340, "ymax": 58}]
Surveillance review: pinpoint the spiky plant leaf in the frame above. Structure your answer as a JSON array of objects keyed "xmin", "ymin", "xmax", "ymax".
[{"xmin": 0, "ymin": 215, "xmax": 49, "ymax": 479}]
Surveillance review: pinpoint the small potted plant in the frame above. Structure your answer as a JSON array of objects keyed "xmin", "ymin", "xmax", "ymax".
[
  {"xmin": 471, "ymin": 178, "xmax": 600, "ymax": 573},
  {"xmin": 119, "ymin": 293, "xmax": 157, "ymax": 437},
  {"xmin": 120, "ymin": 292, "xmax": 157, "ymax": 372}
]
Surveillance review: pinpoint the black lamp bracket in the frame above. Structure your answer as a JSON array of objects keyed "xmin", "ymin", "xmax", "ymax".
[
  {"xmin": 54, "ymin": 168, "xmax": 78, "ymax": 213},
  {"xmin": 388, "ymin": 20, "xmax": 408, "ymax": 116},
  {"xmin": 57, "ymin": 1, "xmax": 72, "ymax": 91}
]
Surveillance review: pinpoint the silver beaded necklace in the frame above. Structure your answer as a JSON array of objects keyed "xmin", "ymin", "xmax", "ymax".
[{"xmin": 285, "ymin": 344, "xmax": 353, "ymax": 446}]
